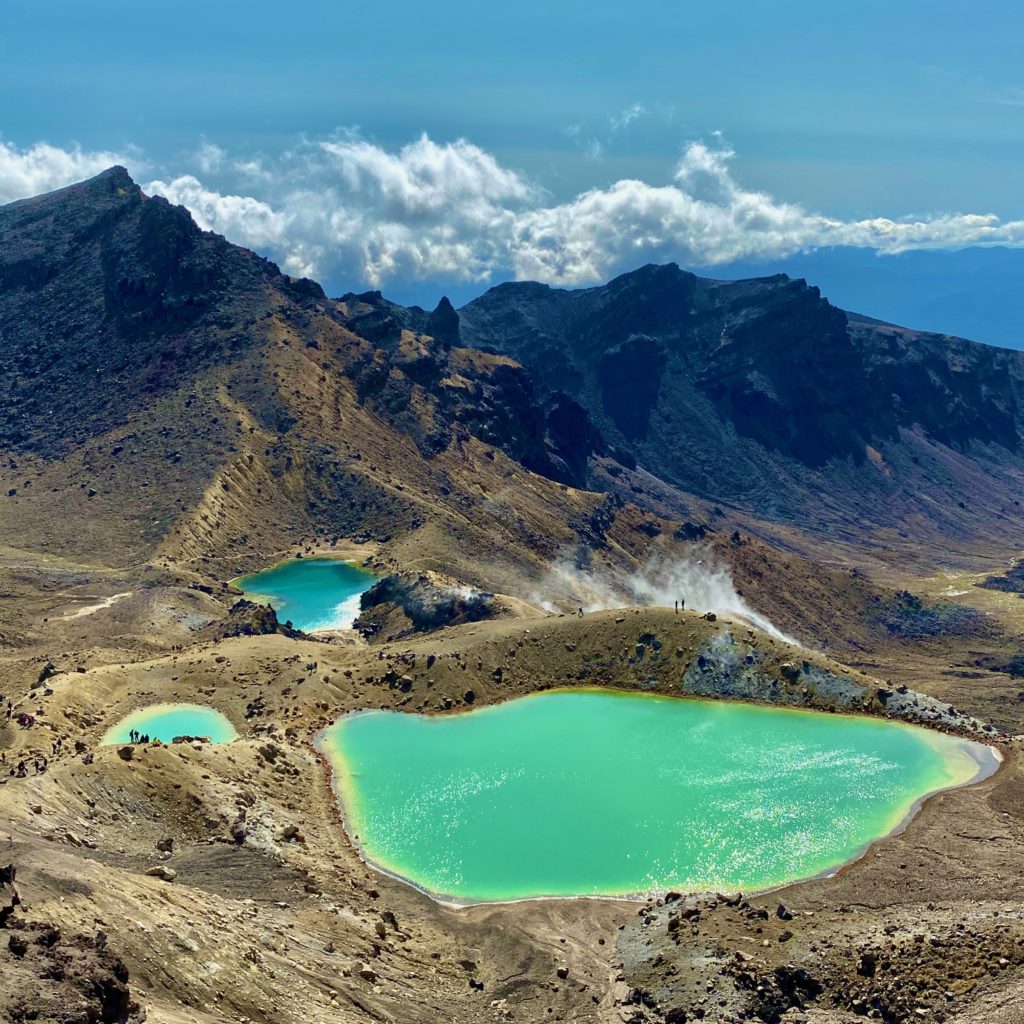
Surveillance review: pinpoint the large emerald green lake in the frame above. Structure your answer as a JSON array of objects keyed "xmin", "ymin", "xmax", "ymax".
[
  {"xmin": 236, "ymin": 558, "xmax": 376, "ymax": 631},
  {"xmin": 320, "ymin": 689, "xmax": 993, "ymax": 903}
]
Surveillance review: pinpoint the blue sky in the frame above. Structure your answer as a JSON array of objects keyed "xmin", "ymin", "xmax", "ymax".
[{"xmin": 3, "ymin": 0, "xmax": 1024, "ymax": 303}]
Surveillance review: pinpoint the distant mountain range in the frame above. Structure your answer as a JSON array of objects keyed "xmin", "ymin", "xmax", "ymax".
[
  {"xmin": 698, "ymin": 246, "xmax": 1024, "ymax": 351},
  {"xmin": 368, "ymin": 246, "xmax": 1024, "ymax": 354},
  {"xmin": 457, "ymin": 264, "xmax": 1024, "ymax": 546},
  {"xmin": 2, "ymin": 168, "xmax": 1022, "ymax": 570}
]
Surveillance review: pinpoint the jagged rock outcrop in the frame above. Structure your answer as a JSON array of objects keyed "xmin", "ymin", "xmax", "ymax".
[
  {"xmin": 0, "ymin": 895, "xmax": 143, "ymax": 1024},
  {"xmin": 0, "ymin": 865, "xmax": 20, "ymax": 927},
  {"xmin": 459, "ymin": 263, "xmax": 1024, "ymax": 537},
  {"xmin": 356, "ymin": 572, "xmax": 497, "ymax": 638},
  {"xmin": 336, "ymin": 289, "xmax": 604, "ymax": 486},
  {"xmin": 425, "ymin": 295, "xmax": 460, "ymax": 348},
  {"xmin": 0, "ymin": 167, "xmax": 298, "ymax": 456},
  {"xmin": 206, "ymin": 599, "xmax": 302, "ymax": 640}
]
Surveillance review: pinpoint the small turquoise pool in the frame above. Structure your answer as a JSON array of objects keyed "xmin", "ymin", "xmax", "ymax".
[
  {"xmin": 102, "ymin": 704, "xmax": 237, "ymax": 745},
  {"xmin": 235, "ymin": 558, "xmax": 377, "ymax": 631}
]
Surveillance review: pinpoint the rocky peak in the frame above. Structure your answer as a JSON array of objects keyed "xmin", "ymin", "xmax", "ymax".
[
  {"xmin": 426, "ymin": 295, "xmax": 460, "ymax": 348},
  {"xmin": 459, "ymin": 261, "xmax": 1024, "ymax": 528},
  {"xmin": 0, "ymin": 167, "xmax": 278, "ymax": 454}
]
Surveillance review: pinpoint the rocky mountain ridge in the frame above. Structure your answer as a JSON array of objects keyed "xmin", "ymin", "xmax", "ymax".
[
  {"xmin": 4, "ymin": 169, "xmax": 1023, "ymax": 558},
  {"xmin": 459, "ymin": 263, "xmax": 1024, "ymax": 542}
]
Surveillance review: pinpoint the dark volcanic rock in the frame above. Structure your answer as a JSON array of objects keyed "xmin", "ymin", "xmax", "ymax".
[
  {"xmin": 426, "ymin": 295, "xmax": 461, "ymax": 348},
  {"xmin": 0, "ymin": 918, "xmax": 143, "ymax": 1024},
  {"xmin": 0, "ymin": 865, "xmax": 20, "ymax": 927},
  {"xmin": 459, "ymin": 262, "xmax": 1024, "ymax": 535},
  {"xmin": 0, "ymin": 167, "xmax": 299, "ymax": 456},
  {"xmin": 356, "ymin": 572, "xmax": 496, "ymax": 637},
  {"xmin": 336, "ymin": 289, "xmax": 603, "ymax": 486},
  {"xmin": 208, "ymin": 599, "xmax": 302, "ymax": 640}
]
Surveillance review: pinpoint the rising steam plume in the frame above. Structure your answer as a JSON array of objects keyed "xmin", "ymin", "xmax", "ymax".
[{"xmin": 530, "ymin": 548, "xmax": 795, "ymax": 645}]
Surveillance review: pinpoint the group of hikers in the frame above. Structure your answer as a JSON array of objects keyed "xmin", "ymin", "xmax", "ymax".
[
  {"xmin": 127, "ymin": 728, "xmax": 151, "ymax": 744},
  {"xmin": 575, "ymin": 598, "xmax": 686, "ymax": 617},
  {"xmin": 2, "ymin": 752, "xmax": 48, "ymax": 778}
]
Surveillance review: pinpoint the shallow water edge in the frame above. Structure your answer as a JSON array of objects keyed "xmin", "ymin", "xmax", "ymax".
[
  {"xmin": 315, "ymin": 687, "xmax": 1002, "ymax": 908},
  {"xmin": 233, "ymin": 556, "xmax": 378, "ymax": 633},
  {"xmin": 101, "ymin": 703, "xmax": 238, "ymax": 746}
]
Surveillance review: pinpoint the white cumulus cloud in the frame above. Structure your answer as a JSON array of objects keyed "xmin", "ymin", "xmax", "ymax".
[
  {"xmin": 145, "ymin": 134, "xmax": 1024, "ymax": 288},
  {"xmin": 0, "ymin": 140, "xmax": 135, "ymax": 205},
  {"xmin": 5, "ymin": 132, "xmax": 1024, "ymax": 292}
]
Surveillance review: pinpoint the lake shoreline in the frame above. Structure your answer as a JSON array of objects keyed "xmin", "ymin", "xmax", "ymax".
[
  {"xmin": 233, "ymin": 556, "xmax": 379, "ymax": 633},
  {"xmin": 315, "ymin": 688, "xmax": 1003, "ymax": 909},
  {"xmin": 100, "ymin": 701, "xmax": 238, "ymax": 746}
]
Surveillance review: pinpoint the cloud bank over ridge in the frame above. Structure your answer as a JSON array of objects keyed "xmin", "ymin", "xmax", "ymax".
[{"xmin": 4, "ymin": 133, "xmax": 1024, "ymax": 290}]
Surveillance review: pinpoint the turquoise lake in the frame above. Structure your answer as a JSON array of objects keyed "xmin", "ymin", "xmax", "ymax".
[
  {"xmin": 236, "ymin": 558, "xmax": 377, "ymax": 631},
  {"xmin": 102, "ymin": 704, "xmax": 237, "ymax": 745},
  {"xmin": 320, "ymin": 689, "xmax": 992, "ymax": 903}
]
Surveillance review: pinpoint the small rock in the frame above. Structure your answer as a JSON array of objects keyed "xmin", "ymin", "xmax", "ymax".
[{"xmin": 146, "ymin": 865, "xmax": 177, "ymax": 882}]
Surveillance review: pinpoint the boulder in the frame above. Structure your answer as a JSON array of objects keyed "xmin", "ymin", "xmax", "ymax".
[
  {"xmin": 279, "ymin": 824, "xmax": 304, "ymax": 843},
  {"xmin": 356, "ymin": 572, "xmax": 497, "ymax": 637},
  {"xmin": 0, "ymin": 864, "xmax": 21, "ymax": 926}
]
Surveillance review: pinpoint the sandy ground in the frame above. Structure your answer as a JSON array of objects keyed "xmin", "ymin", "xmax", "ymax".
[{"xmin": 1, "ymin": 595, "xmax": 1023, "ymax": 1023}]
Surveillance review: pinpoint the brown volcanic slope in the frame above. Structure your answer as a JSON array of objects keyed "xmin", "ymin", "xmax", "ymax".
[
  {"xmin": 458, "ymin": 264, "xmax": 1024, "ymax": 565},
  {"xmin": 1, "ymin": 170, "xmax": 1024, "ymax": 1023},
  {"xmin": 0, "ymin": 167, "xmax": 628, "ymax": 593},
  {"xmin": 0, "ymin": 167, "xmax": 1021, "ymax": 724}
]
